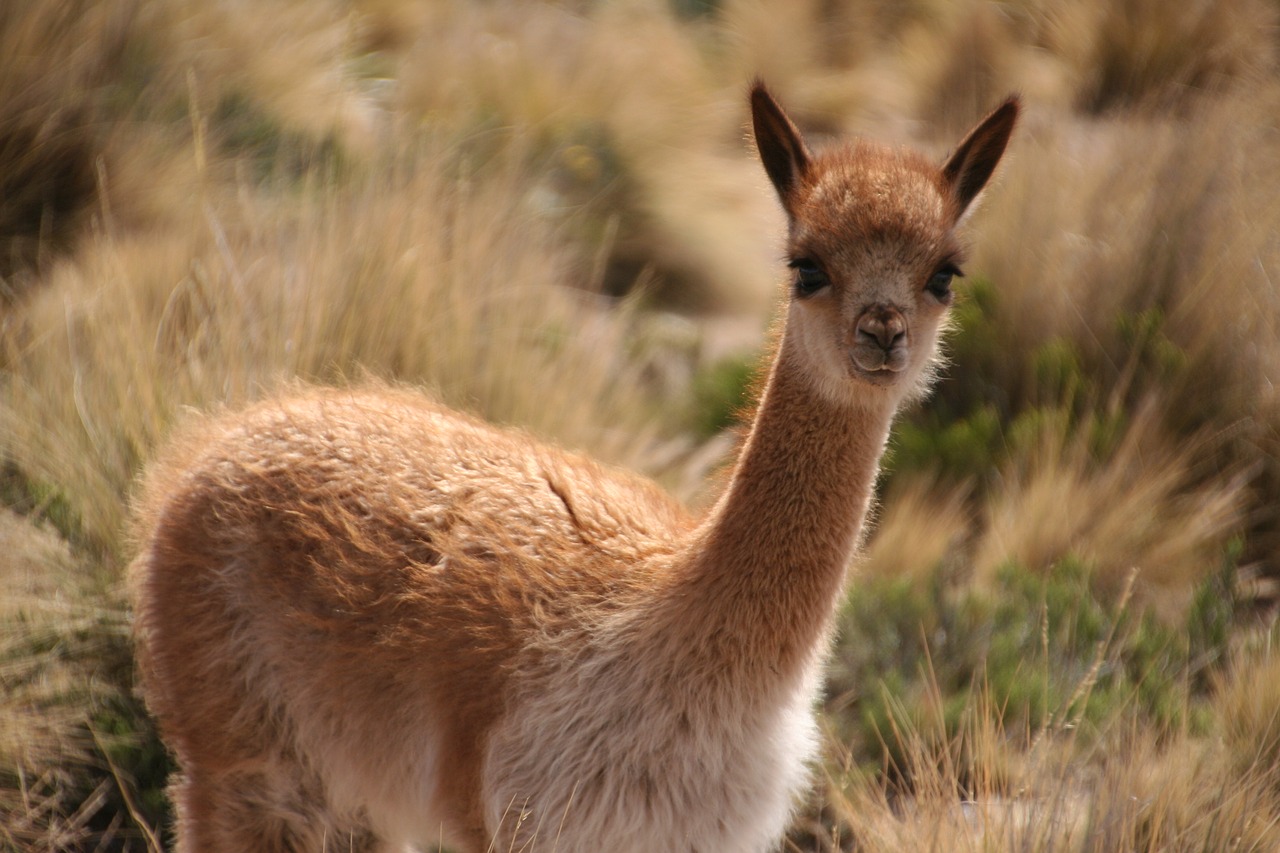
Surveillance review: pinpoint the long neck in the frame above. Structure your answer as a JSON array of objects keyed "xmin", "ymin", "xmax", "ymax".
[{"xmin": 656, "ymin": 323, "xmax": 898, "ymax": 687}]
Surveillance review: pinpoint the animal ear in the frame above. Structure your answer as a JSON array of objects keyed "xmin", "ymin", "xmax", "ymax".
[
  {"xmin": 751, "ymin": 80, "xmax": 812, "ymax": 215},
  {"xmin": 941, "ymin": 95, "xmax": 1020, "ymax": 220}
]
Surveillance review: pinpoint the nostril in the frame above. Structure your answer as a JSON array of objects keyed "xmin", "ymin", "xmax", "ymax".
[
  {"xmin": 856, "ymin": 326, "xmax": 892, "ymax": 350},
  {"xmin": 856, "ymin": 311, "xmax": 906, "ymax": 350}
]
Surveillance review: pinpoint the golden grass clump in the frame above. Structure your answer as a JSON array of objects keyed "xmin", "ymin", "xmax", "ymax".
[
  {"xmin": 1058, "ymin": 0, "xmax": 1277, "ymax": 114},
  {"xmin": 0, "ymin": 511, "xmax": 86, "ymax": 784},
  {"xmin": 1, "ymin": 138, "xmax": 686, "ymax": 556},
  {"xmin": 1219, "ymin": 645, "xmax": 1280, "ymax": 785},
  {"xmin": 717, "ymin": 0, "xmax": 873, "ymax": 125},
  {"xmin": 972, "ymin": 404, "xmax": 1245, "ymax": 614},
  {"xmin": 813, "ymin": 671, "xmax": 1280, "ymax": 853},
  {"xmin": 0, "ymin": 510, "xmax": 150, "ymax": 851},
  {"xmin": 393, "ymin": 1, "xmax": 779, "ymax": 314},
  {"xmin": 859, "ymin": 477, "xmax": 971, "ymax": 583},
  {"xmin": 971, "ymin": 103, "xmax": 1277, "ymax": 399},
  {"xmin": 963, "ymin": 85, "xmax": 1280, "ymax": 585},
  {"xmin": 0, "ymin": 0, "xmax": 382, "ymax": 301},
  {"xmin": 0, "ymin": 0, "xmax": 126, "ymax": 290},
  {"xmin": 903, "ymin": 3, "xmax": 1034, "ymax": 139}
]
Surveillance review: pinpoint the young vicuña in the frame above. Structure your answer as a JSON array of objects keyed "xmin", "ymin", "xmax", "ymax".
[{"xmin": 129, "ymin": 82, "xmax": 1018, "ymax": 852}]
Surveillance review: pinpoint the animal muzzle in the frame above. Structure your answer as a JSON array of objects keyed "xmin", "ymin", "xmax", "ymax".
[{"xmin": 851, "ymin": 305, "xmax": 908, "ymax": 372}]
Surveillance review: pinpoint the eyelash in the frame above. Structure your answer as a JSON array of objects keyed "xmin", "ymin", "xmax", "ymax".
[
  {"xmin": 786, "ymin": 258, "xmax": 965, "ymax": 300},
  {"xmin": 787, "ymin": 258, "xmax": 829, "ymax": 297},
  {"xmin": 927, "ymin": 262, "xmax": 963, "ymax": 301}
]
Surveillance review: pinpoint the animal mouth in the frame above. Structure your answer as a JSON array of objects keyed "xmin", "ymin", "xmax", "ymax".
[{"xmin": 850, "ymin": 346, "xmax": 908, "ymax": 379}]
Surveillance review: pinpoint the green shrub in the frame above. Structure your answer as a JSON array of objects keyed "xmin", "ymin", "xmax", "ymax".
[{"xmin": 828, "ymin": 553, "xmax": 1240, "ymax": 783}]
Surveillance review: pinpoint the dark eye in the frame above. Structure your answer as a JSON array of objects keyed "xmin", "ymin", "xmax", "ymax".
[
  {"xmin": 927, "ymin": 263, "xmax": 963, "ymax": 301},
  {"xmin": 788, "ymin": 258, "xmax": 829, "ymax": 297}
]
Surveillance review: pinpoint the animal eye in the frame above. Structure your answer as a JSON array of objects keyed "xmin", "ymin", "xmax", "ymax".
[
  {"xmin": 788, "ymin": 258, "xmax": 829, "ymax": 297},
  {"xmin": 926, "ymin": 264, "xmax": 963, "ymax": 301}
]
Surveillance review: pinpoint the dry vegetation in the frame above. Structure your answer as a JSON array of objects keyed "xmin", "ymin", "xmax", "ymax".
[{"xmin": 3, "ymin": 0, "xmax": 1280, "ymax": 849}]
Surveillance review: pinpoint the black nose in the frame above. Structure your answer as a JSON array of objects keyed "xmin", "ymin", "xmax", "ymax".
[{"xmin": 856, "ymin": 306, "xmax": 906, "ymax": 350}]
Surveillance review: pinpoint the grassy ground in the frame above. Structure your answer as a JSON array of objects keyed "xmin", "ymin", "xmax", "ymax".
[{"xmin": 3, "ymin": 0, "xmax": 1280, "ymax": 849}]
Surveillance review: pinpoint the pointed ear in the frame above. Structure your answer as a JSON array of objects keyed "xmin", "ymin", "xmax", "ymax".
[
  {"xmin": 751, "ymin": 80, "xmax": 812, "ymax": 215},
  {"xmin": 941, "ymin": 95, "xmax": 1020, "ymax": 220}
]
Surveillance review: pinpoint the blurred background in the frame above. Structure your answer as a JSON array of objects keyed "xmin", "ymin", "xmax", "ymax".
[{"xmin": 3, "ymin": 0, "xmax": 1280, "ymax": 849}]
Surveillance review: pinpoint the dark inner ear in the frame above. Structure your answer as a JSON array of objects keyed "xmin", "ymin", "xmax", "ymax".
[
  {"xmin": 750, "ymin": 81, "xmax": 811, "ymax": 213},
  {"xmin": 942, "ymin": 96, "xmax": 1020, "ymax": 218}
]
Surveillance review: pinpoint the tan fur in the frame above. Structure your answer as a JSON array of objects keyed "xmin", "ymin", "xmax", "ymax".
[{"xmin": 129, "ymin": 85, "xmax": 1018, "ymax": 852}]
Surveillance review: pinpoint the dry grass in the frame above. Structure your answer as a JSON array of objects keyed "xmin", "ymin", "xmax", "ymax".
[
  {"xmin": 971, "ymin": 403, "xmax": 1245, "ymax": 615},
  {"xmin": 0, "ymin": 0, "xmax": 121, "ymax": 290},
  {"xmin": 0, "ymin": 510, "xmax": 150, "ymax": 851},
  {"xmin": 817, "ymin": 719, "xmax": 1280, "ymax": 852},
  {"xmin": 392, "ymin": 1, "xmax": 780, "ymax": 314},
  {"xmin": 1, "ymin": 135, "xmax": 704, "ymax": 554},
  {"xmin": 812, "ymin": 615, "xmax": 1280, "ymax": 853},
  {"xmin": 859, "ymin": 476, "xmax": 972, "ymax": 584},
  {"xmin": 4, "ymin": 0, "xmax": 1280, "ymax": 849}
]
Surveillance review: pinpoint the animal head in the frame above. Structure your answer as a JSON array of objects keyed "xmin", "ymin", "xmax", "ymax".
[{"xmin": 751, "ymin": 82, "xmax": 1018, "ymax": 409}]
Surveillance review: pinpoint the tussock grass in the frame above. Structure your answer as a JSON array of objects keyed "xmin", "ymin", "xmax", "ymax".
[
  {"xmin": 0, "ymin": 510, "xmax": 162, "ymax": 851},
  {"xmin": 859, "ymin": 476, "xmax": 971, "ymax": 584},
  {"xmin": 815, "ymin": 714, "xmax": 1280, "ymax": 852},
  {"xmin": 955, "ymin": 85, "xmax": 1280, "ymax": 586},
  {"xmin": 814, "ymin": 586, "xmax": 1280, "ymax": 852},
  {"xmin": 4, "ymin": 0, "xmax": 1280, "ymax": 849},
  {"xmin": 1, "ymin": 136, "xmax": 694, "ymax": 556},
  {"xmin": 971, "ymin": 403, "xmax": 1245, "ymax": 614},
  {"xmin": 1066, "ymin": 0, "xmax": 1277, "ymax": 114},
  {"xmin": 393, "ymin": 1, "xmax": 778, "ymax": 314},
  {"xmin": 0, "ymin": 0, "xmax": 121, "ymax": 290}
]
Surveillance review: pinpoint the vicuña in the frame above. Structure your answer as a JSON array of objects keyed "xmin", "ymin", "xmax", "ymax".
[{"xmin": 130, "ymin": 82, "xmax": 1018, "ymax": 852}]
